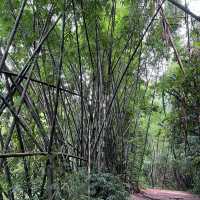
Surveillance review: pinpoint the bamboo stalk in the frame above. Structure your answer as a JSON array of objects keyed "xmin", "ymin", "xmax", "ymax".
[
  {"xmin": 168, "ymin": 0, "xmax": 200, "ymax": 22},
  {"xmin": 0, "ymin": 152, "xmax": 87, "ymax": 161}
]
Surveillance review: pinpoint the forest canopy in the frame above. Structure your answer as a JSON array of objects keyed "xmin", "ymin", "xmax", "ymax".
[{"xmin": 0, "ymin": 0, "xmax": 200, "ymax": 199}]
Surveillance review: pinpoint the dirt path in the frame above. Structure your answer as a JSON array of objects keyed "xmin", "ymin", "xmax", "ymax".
[{"xmin": 132, "ymin": 189, "xmax": 200, "ymax": 200}]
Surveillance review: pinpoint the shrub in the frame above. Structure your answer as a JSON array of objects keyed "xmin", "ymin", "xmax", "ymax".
[
  {"xmin": 62, "ymin": 171, "xmax": 129, "ymax": 200},
  {"xmin": 89, "ymin": 172, "xmax": 129, "ymax": 200}
]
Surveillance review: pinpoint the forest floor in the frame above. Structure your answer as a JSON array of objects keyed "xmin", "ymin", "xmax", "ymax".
[{"xmin": 132, "ymin": 189, "xmax": 200, "ymax": 200}]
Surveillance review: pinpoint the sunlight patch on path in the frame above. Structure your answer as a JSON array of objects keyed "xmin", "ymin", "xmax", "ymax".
[{"xmin": 132, "ymin": 189, "xmax": 200, "ymax": 200}]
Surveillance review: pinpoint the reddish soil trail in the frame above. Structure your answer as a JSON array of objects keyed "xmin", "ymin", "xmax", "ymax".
[{"xmin": 132, "ymin": 189, "xmax": 200, "ymax": 200}]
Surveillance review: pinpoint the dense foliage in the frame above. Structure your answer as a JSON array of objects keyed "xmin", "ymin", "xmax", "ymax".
[{"xmin": 0, "ymin": 0, "xmax": 199, "ymax": 199}]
